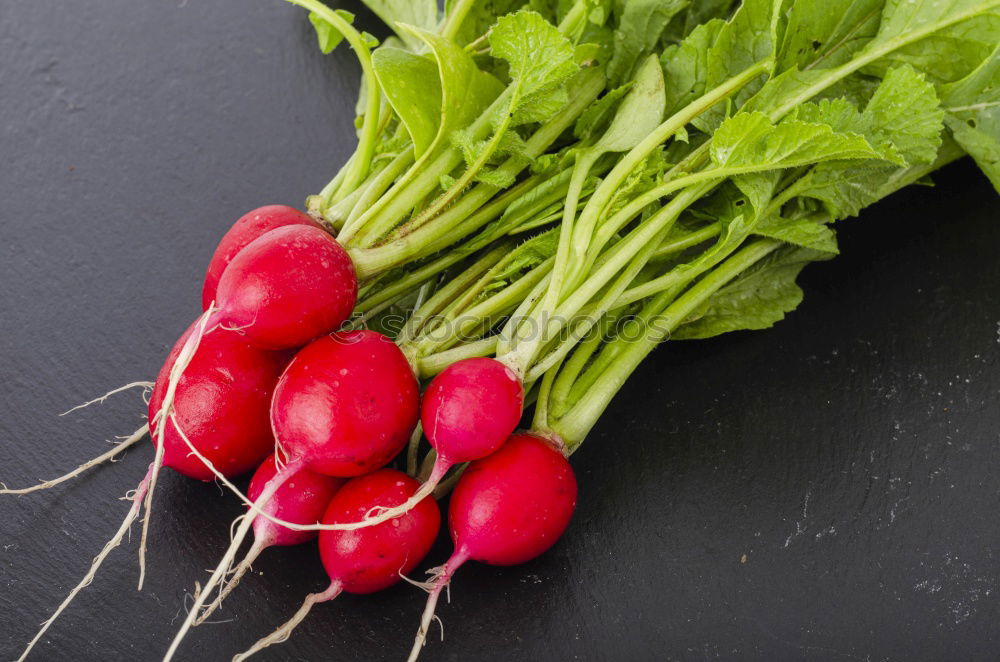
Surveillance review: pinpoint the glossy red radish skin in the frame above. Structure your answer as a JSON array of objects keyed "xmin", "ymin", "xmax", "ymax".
[
  {"xmin": 212, "ymin": 224, "xmax": 357, "ymax": 350},
  {"xmin": 229, "ymin": 470, "xmax": 441, "ymax": 661},
  {"xmin": 247, "ymin": 456, "xmax": 345, "ymax": 547},
  {"xmin": 421, "ymin": 357, "xmax": 524, "ymax": 465},
  {"xmin": 201, "ymin": 205, "xmax": 322, "ymax": 310},
  {"xmin": 323, "ymin": 357, "xmax": 525, "ymax": 533},
  {"xmin": 408, "ymin": 434, "xmax": 577, "ymax": 662},
  {"xmin": 448, "ymin": 433, "xmax": 577, "ymax": 565},
  {"xmin": 271, "ymin": 330, "xmax": 420, "ymax": 477},
  {"xmin": 320, "ymin": 469, "xmax": 441, "ymax": 593},
  {"xmin": 148, "ymin": 322, "xmax": 290, "ymax": 481}
]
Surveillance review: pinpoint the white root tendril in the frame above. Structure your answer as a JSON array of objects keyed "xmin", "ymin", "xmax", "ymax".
[
  {"xmin": 169, "ymin": 412, "xmax": 443, "ymax": 534},
  {"xmin": 0, "ymin": 424, "xmax": 149, "ymax": 496},
  {"xmin": 16, "ymin": 465, "xmax": 154, "ymax": 662},
  {"xmin": 58, "ymin": 381, "xmax": 155, "ymax": 417},
  {"xmin": 194, "ymin": 540, "xmax": 265, "ymax": 626},
  {"xmin": 230, "ymin": 583, "xmax": 342, "ymax": 662},
  {"xmin": 406, "ymin": 556, "xmax": 466, "ymax": 662},
  {"xmin": 162, "ymin": 463, "xmax": 299, "ymax": 662},
  {"xmin": 140, "ymin": 306, "xmax": 216, "ymax": 591}
]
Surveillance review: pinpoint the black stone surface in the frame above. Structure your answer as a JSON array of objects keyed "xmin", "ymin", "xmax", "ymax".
[{"xmin": 1, "ymin": 1, "xmax": 998, "ymax": 660}]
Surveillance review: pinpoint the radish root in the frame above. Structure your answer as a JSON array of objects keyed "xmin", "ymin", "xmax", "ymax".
[
  {"xmin": 194, "ymin": 539, "xmax": 265, "ymax": 625},
  {"xmin": 170, "ymin": 413, "xmax": 439, "ymax": 534},
  {"xmin": 16, "ymin": 464, "xmax": 154, "ymax": 662},
  {"xmin": 162, "ymin": 461, "xmax": 300, "ymax": 662},
  {"xmin": 230, "ymin": 582, "xmax": 342, "ymax": 661},
  {"xmin": 407, "ymin": 553, "xmax": 467, "ymax": 662},
  {"xmin": 59, "ymin": 381, "xmax": 154, "ymax": 416},
  {"xmin": 141, "ymin": 306, "xmax": 216, "ymax": 590},
  {"xmin": 0, "ymin": 424, "xmax": 148, "ymax": 496}
]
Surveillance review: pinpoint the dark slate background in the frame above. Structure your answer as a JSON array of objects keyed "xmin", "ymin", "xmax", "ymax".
[{"xmin": 1, "ymin": 1, "xmax": 998, "ymax": 660}]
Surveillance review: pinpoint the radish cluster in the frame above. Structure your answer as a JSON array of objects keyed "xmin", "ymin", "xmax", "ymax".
[{"xmin": 8, "ymin": 204, "xmax": 579, "ymax": 662}]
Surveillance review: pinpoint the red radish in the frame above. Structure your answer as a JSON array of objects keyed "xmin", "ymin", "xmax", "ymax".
[
  {"xmin": 421, "ymin": 357, "xmax": 524, "ymax": 464},
  {"xmin": 202, "ymin": 205, "xmax": 322, "ymax": 310},
  {"xmin": 209, "ymin": 224, "xmax": 357, "ymax": 350},
  {"xmin": 148, "ymin": 324, "xmax": 291, "ymax": 481},
  {"xmin": 271, "ymin": 330, "xmax": 420, "ymax": 477},
  {"xmin": 164, "ymin": 330, "xmax": 420, "ymax": 661},
  {"xmin": 194, "ymin": 456, "xmax": 345, "ymax": 625},
  {"xmin": 319, "ymin": 357, "xmax": 523, "ymax": 532},
  {"xmin": 407, "ymin": 433, "xmax": 577, "ymax": 662},
  {"xmin": 231, "ymin": 469, "xmax": 441, "ymax": 661},
  {"xmin": 247, "ymin": 456, "xmax": 344, "ymax": 547},
  {"xmin": 15, "ymin": 319, "xmax": 291, "ymax": 662}
]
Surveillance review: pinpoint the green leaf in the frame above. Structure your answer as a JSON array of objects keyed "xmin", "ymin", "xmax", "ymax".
[
  {"xmin": 445, "ymin": 0, "xmax": 536, "ymax": 46},
  {"xmin": 371, "ymin": 48, "xmax": 442, "ymax": 157},
  {"xmin": 775, "ymin": 0, "xmax": 884, "ymax": 72},
  {"xmin": 693, "ymin": 0, "xmax": 780, "ymax": 132},
  {"xmin": 710, "ymin": 111, "xmax": 887, "ymax": 173},
  {"xmin": 593, "ymin": 54, "xmax": 666, "ymax": 152},
  {"xmin": 660, "ymin": 19, "xmax": 726, "ymax": 116},
  {"xmin": 755, "ymin": 213, "xmax": 840, "ymax": 253},
  {"xmin": 782, "ymin": 65, "xmax": 947, "ymax": 217},
  {"xmin": 940, "ymin": 46, "xmax": 1000, "ymax": 191},
  {"xmin": 860, "ymin": 0, "xmax": 1000, "ymax": 83},
  {"xmin": 308, "ymin": 9, "xmax": 355, "ymax": 54},
  {"xmin": 607, "ymin": 0, "xmax": 690, "ymax": 85},
  {"xmin": 399, "ymin": 24, "xmax": 505, "ymax": 161},
  {"xmin": 359, "ymin": 0, "xmax": 439, "ymax": 51},
  {"xmin": 785, "ymin": 161, "xmax": 899, "ymax": 218},
  {"xmin": 574, "ymin": 82, "xmax": 632, "ymax": 139},
  {"xmin": 515, "ymin": 86, "xmax": 571, "ymax": 125},
  {"xmin": 673, "ymin": 245, "xmax": 830, "ymax": 340},
  {"xmin": 791, "ymin": 65, "xmax": 944, "ymax": 164},
  {"xmin": 660, "ymin": 0, "xmax": 738, "ymax": 45},
  {"xmin": 493, "ymin": 230, "xmax": 559, "ymax": 280},
  {"xmin": 864, "ymin": 65, "xmax": 944, "ymax": 163},
  {"xmin": 660, "ymin": 0, "xmax": 778, "ymax": 133},
  {"xmin": 489, "ymin": 10, "xmax": 579, "ymax": 106}
]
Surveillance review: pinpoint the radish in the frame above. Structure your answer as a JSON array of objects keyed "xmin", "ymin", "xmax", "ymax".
[
  {"xmin": 164, "ymin": 329, "xmax": 420, "ymax": 661},
  {"xmin": 147, "ymin": 325, "xmax": 291, "ymax": 482},
  {"xmin": 202, "ymin": 204, "xmax": 322, "ymax": 310},
  {"xmin": 408, "ymin": 433, "xmax": 577, "ymax": 662},
  {"xmin": 208, "ymin": 223, "xmax": 357, "ymax": 350},
  {"xmin": 270, "ymin": 330, "xmax": 421, "ymax": 477},
  {"xmin": 16, "ymin": 320, "xmax": 289, "ymax": 662},
  {"xmin": 315, "ymin": 357, "xmax": 523, "ymax": 532},
  {"xmin": 232, "ymin": 469, "xmax": 441, "ymax": 661},
  {"xmin": 194, "ymin": 456, "xmax": 346, "ymax": 625}
]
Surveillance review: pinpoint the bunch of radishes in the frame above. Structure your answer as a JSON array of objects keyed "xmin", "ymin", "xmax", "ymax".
[{"xmin": 8, "ymin": 204, "xmax": 577, "ymax": 662}]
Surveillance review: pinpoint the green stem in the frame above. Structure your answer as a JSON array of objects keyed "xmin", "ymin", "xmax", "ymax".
[
  {"xmin": 290, "ymin": 0, "xmax": 381, "ymax": 208},
  {"xmin": 348, "ymin": 68, "xmax": 605, "ymax": 278},
  {"xmin": 418, "ymin": 92, "xmax": 518, "ymax": 222},
  {"xmin": 396, "ymin": 244, "xmax": 508, "ymax": 346},
  {"xmin": 342, "ymin": 148, "xmax": 415, "ymax": 231},
  {"xmin": 651, "ymin": 223, "xmax": 722, "ymax": 260},
  {"xmin": 524, "ymin": 220, "xmax": 672, "ymax": 383},
  {"xmin": 503, "ymin": 183, "xmax": 710, "ymax": 375},
  {"xmin": 553, "ymin": 239, "xmax": 781, "ymax": 447},
  {"xmin": 547, "ymin": 312, "xmax": 614, "ymax": 420},
  {"xmin": 440, "ymin": 0, "xmax": 476, "ymax": 41},
  {"xmin": 416, "ymin": 257, "xmax": 554, "ymax": 357},
  {"xmin": 416, "ymin": 336, "xmax": 498, "ymax": 378},
  {"xmin": 565, "ymin": 58, "xmax": 772, "ymax": 287}
]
